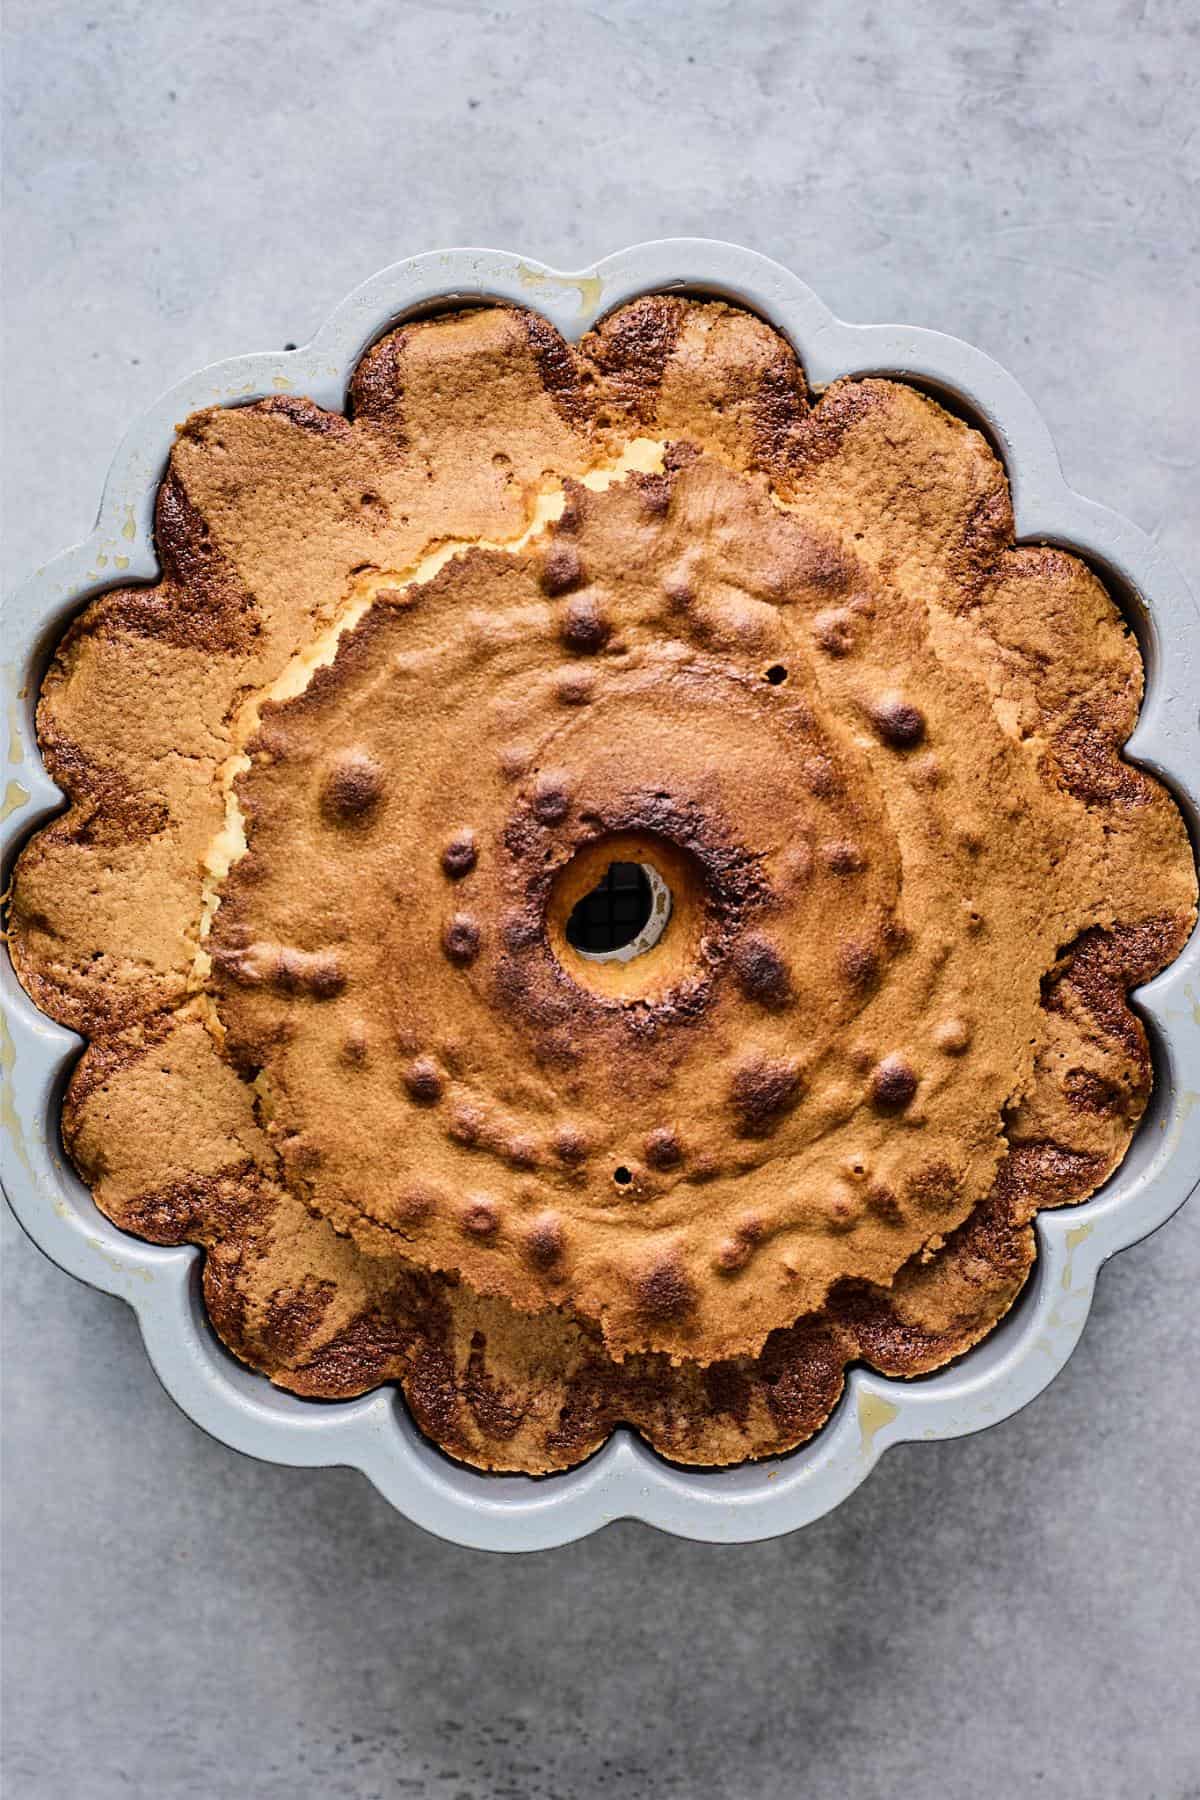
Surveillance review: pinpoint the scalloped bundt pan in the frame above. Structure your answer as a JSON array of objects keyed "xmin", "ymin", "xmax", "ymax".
[{"xmin": 3, "ymin": 242, "xmax": 1198, "ymax": 1549}]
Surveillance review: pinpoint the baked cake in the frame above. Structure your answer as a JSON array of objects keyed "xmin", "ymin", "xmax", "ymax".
[{"xmin": 9, "ymin": 297, "xmax": 1195, "ymax": 1472}]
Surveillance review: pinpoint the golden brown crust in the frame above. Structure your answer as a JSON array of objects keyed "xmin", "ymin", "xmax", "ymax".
[{"xmin": 8, "ymin": 296, "xmax": 1196, "ymax": 1473}]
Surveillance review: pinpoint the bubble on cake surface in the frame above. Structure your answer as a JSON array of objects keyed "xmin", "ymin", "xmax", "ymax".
[
  {"xmin": 442, "ymin": 913, "xmax": 482, "ymax": 965},
  {"xmin": 643, "ymin": 1126, "xmax": 684, "ymax": 1170},
  {"xmin": 731, "ymin": 934, "xmax": 794, "ymax": 1010},
  {"xmin": 635, "ymin": 1252, "xmax": 697, "ymax": 1322},
  {"xmin": 560, "ymin": 591, "xmax": 611, "ymax": 652},
  {"xmin": 540, "ymin": 544, "xmax": 583, "ymax": 596},
  {"xmin": 461, "ymin": 1197, "xmax": 500, "ymax": 1238},
  {"xmin": 441, "ymin": 829, "xmax": 478, "ymax": 878},
  {"xmin": 870, "ymin": 1055, "xmax": 919, "ymax": 1111},
  {"xmin": 729, "ymin": 1057, "xmax": 803, "ymax": 1135},
  {"xmin": 320, "ymin": 749, "xmax": 384, "ymax": 823},
  {"xmin": 524, "ymin": 1212, "xmax": 565, "ymax": 1270},
  {"xmin": 870, "ymin": 693, "xmax": 926, "ymax": 748},
  {"xmin": 403, "ymin": 1057, "xmax": 443, "ymax": 1104},
  {"xmin": 531, "ymin": 771, "xmax": 573, "ymax": 825}
]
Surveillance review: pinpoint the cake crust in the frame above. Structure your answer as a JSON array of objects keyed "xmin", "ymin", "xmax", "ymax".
[{"xmin": 10, "ymin": 296, "xmax": 1195, "ymax": 1472}]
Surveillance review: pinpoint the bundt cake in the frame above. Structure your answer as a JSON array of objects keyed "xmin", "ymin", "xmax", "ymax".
[{"xmin": 9, "ymin": 295, "xmax": 1195, "ymax": 1471}]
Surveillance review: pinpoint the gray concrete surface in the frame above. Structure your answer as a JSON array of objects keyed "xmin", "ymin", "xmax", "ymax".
[{"xmin": 3, "ymin": 2, "xmax": 1199, "ymax": 1795}]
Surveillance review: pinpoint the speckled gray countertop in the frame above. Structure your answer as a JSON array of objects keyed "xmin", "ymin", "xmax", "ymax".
[{"xmin": 3, "ymin": 2, "xmax": 1198, "ymax": 1795}]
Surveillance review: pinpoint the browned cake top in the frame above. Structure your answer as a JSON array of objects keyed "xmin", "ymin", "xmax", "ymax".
[{"xmin": 10, "ymin": 295, "xmax": 1195, "ymax": 1470}]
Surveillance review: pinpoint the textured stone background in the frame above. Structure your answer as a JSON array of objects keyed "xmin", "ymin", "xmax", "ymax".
[{"xmin": 3, "ymin": 2, "xmax": 1198, "ymax": 1795}]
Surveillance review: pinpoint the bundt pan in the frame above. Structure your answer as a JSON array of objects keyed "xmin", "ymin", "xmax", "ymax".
[{"xmin": 3, "ymin": 242, "xmax": 1198, "ymax": 1550}]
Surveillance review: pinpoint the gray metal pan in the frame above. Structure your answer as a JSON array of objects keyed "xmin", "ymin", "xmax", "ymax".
[{"xmin": 3, "ymin": 241, "xmax": 1197, "ymax": 1549}]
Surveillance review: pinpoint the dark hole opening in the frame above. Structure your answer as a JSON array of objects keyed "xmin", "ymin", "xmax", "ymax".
[
  {"xmin": 566, "ymin": 862, "xmax": 654, "ymax": 953},
  {"xmin": 613, "ymin": 1166, "xmax": 633, "ymax": 1185},
  {"xmin": 765, "ymin": 664, "xmax": 788, "ymax": 685}
]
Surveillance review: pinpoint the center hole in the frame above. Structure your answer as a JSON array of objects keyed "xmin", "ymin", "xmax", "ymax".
[{"xmin": 564, "ymin": 861, "xmax": 671, "ymax": 963}]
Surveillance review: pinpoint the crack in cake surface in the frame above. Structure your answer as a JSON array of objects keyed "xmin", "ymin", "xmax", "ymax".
[{"xmin": 190, "ymin": 435, "xmax": 668, "ymax": 987}]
